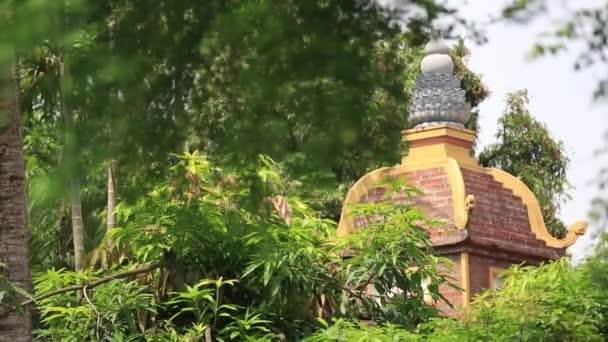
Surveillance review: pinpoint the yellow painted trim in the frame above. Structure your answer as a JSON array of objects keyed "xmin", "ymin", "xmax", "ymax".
[
  {"xmin": 336, "ymin": 157, "xmax": 477, "ymax": 235},
  {"xmin": 336, "ymin": 159, "xmax": 459, "ymax": 236},
  {"xmin": 460, "ymin": 252, "xmax": 470, "ymax": 307},
  {"xmin": 338, "ymin": 124, "xmax": 586, "ymax": 249},
  {"xmin": 337, "ymin": 165, "xmax": 408, "ymax": 236},
  {"xmin": 403, "ymin": 143, "xmax": 479, "ymax": 169},
  {"xmin": 402, "ymin": 124, "xmax": 477, "ymax": 143},
  {"xmin": 485, "ymin": 168, "xmax": 587, "ymax": 248},
  {"xmin": 444, "ymin": 158, "xmax": 475, "ymax": 229},
  {"xmin": 401, "ymin": 125, "xmax": 479, "ymax": 169}
]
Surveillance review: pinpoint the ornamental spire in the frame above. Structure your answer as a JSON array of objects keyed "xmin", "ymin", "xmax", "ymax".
[{"xmin": 409, "ymin": 36, "xmax": 471, "ymax": 128}]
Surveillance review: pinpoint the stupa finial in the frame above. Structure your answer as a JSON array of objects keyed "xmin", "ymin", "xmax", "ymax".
[{"xmin": 409, "ymin": 35, "xmax": 471, "ymax": 128}]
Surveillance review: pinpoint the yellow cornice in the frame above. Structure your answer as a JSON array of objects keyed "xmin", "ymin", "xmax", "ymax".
[
  {"xmin": 337, "ymin": 124, "xmax": 479, "ymax": 236},
  {"xmin": 336, "ymin": 165, "xmax": 411, "ymax": 237},
  {"xmin": 402, "ymin": 144, "xmax": 480, "ymax": 169},
  {"xmin": 336, "ymin": 158, "xmax": 475, "ymax": 236},
  {"xmin": 402, "ymin": 124, "xmax": 477, "ymax": 143},
  {"xmin": 485, "ymin": 168, "xmax": 587, "ymax": 248},
  {"xmin": 445, "ymin": 158, "xmax": 475, "ymax": 229},
  {"xmin": 401, "ymin": 125, "xmax": 479, "ymax": 169}
]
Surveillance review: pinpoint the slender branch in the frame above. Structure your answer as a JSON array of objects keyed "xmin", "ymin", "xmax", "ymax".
[
  {"xmin": 317, "ymin": 275, "xmax": 384, "ymax": 299},
  {"xmin": 0, "ymin": 262, "xmax": 163, "ymax": 317},
  {"xmin": 82, "ymin": 285, "xmax": 101, "ymax": 340},
  {"xmin": 358, "ymin": 270, "xmax": 378, "ymax": 299}
]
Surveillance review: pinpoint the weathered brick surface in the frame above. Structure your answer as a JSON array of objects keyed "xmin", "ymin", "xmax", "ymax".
[
  {"xmin": 468, "ymin": 253, "xmax": 511, "ymax": 297},
  {"xmin": 0, "ymin": 66, "xmax": 32, "ymax": 341},
  {"xmin": 434, "ymin": 254, "xmax": 463, "ymax": 316},
  {"xmin": 353, "ymin": 167, "xmax": 465, "ymax": 246},
  {"xmin": 356, "ymin": 168, "xmax": 451, "ymax": 220},
  {"xmin": 350, "ymin": 168, "xmax": 467, "ymax": 314},
  {"xmin": 350, "ymin": 165, "xmax": 563, "ymax": 316},
  {"xmin": 462, "ymin": 169, "xmax": 563, "ymax": 260}
]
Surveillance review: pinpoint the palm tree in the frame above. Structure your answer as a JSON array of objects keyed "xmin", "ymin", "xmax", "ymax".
[{"xmin": 0, "ymin": 63, "xmax": 32, "ymax": 341}]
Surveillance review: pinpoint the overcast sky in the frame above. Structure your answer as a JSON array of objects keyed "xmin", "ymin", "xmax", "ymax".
[{"xmin": 383, "ymin": 0, "xmax": 608, "ymax": 260}]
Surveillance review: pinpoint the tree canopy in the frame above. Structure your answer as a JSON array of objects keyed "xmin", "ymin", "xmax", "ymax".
[{"xmin": 0, "ymin": 0, "xmax": 600, "ymax": 340}]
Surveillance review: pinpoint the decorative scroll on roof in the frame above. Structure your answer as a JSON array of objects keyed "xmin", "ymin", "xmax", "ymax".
[{"xmin": 409, "ymin": 38, "xmax": 471, "ymax": 128}]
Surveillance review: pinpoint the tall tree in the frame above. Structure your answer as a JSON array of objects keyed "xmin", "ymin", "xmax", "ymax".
[
  {"xmin": 0, "ymin": 61, "xmax": 32, "ymax": 342},
  {"xmin": 479, "ymin": 90, "xmax": 570, "ymax": 237},
  {"xmin": 62, "ymin": 98, "xmax": 85, "ymax": 271},
  {"xmin": 106, "ymin": 7, "xmax": 118, "ymax": 236}
]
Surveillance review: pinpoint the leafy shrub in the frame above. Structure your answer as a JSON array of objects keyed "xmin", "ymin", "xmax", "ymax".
[{"xmin": 28, "ymin": 152, "xmax": 449, "ymax": 340}]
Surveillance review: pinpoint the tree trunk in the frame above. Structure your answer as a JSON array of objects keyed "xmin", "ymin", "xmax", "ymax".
[
  {"xmin": 107, "ymin": 8, "xmax": 118, "ymax": 235},
  {"xmin": 57, "ymin": 0, "xmax": 85, "ymax": 272},
  {"xmin": 58, "ymin": 38, "xmax": 85, "ymax": 271},
  {"xmin": 106, "ymin": 159, "xmax": 117, "ymax": 232},
  {"xmin": 58, "ymin": 198, "xmax": 70, "ymax": 263},
  {"xmin": 68, "ymin": 172, "xmax": 85, "ymax": 272},
  {"xmin": 57, "ymin": 150, "xmax": 70, "ymax": 263},
  {"xmin": 0, "ymin": 63, "xmax": 32, "ymax": 341},
  {"xmin": 60, "ymin": 78, "xmax": 85, "ymax": 272}
]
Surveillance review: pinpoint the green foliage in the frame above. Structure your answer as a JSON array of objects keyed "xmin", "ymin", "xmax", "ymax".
[
  {"xmin": 31, "ymin": 267, "xmax": 273, "ymax": 341},
  {"xmin": 449, "ymin": 39, "xmax": 490, "ymax": 143},
  {"xmin": 425, "ymin": 258, "xmax": 608, "ymax": 341},
  {"xmin": 479, "ymin": 90, "xmax": 570, "ymax": 237},
  {"xmin": 22, "ymin": 110, "xmax": 66, "ymax": 269},
  {"xmin": 302, "ymin": 319, "xmax": 420, "ymax": 342},
  {"xmin": 243, "ymin": 176, "xmax": 450, "ymax": 335},
  {"xmin": 336, "ymin": 178, "xmax": 450, "ymax": 326},
  {"xmin": 162, "ymin": 277, "xmax": 272, "ymax": 341},
  {"xmin": 309, "ymin": 256, "xmax": 608, "ymax": 342},
  {"xmin": 449, "ymin": 39, "xmax": 490, "ymax": 110},
  {"xmin": 10, "ymin": 1, "xmax": 591, "ymax": 340},
  {"xmin": 33, "ymin": 270, "xmax": 155, "ymax": 341},
  {"xmin": 15, "ymin": 0, "xmax": 494, "ymax": 276},
  {"xmin": 29, "ymin": 152, "xmax": 448, "ymax": 340},
  {"xmin": 165, "ymin": 278, "xmax": 238, "ymax": 328},
  {"xmin": 502, "ymin": 0, "xmax": 547, "ymax": 22}
]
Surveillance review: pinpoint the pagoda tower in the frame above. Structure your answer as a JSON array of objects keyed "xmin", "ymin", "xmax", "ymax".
[{"xmin": 336, "ymin": 38, "xmax": 587, "ymax": 315}]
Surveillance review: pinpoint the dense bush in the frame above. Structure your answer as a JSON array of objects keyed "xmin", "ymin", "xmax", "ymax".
[
  {"xmin": 26, "ymin": 152, "xmax": 449, "ymax": 341},
  {"xmin": 306, "ymin": 255, "xmax": 608, "ymax": 342}
]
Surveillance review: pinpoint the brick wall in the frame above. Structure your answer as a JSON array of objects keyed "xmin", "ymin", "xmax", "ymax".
[
  {"xmin": 462, "ymin": 169, "xmax": 562, "ymax": 260},
  {"xmin": 350, "ymin": 168, "xmax": 469, "ymax": 315},
  {"xmin": 468, "ymin": 253, "xmax": 511, "ymax": 298},
  {"xmin": 354, "ymin": 167, "xmax": 456, "ymax": 238},
  {"xmin": 353, "ymin": 166, "xmax": 562, "ymax": 260},
  {"xmin": 435, "ymin": 254, "xmax": 462, "ymax": 316},
  {"xmin": 349, "ymin": 165, "xmax": 563, "ymax": 317}
]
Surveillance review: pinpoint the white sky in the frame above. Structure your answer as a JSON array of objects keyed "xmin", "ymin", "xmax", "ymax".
[{"xmin": 384, "ymin": 0, "xmax": 608, "ymax": 260}]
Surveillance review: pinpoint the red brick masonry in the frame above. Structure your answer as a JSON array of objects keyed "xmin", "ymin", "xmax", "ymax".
[{"xmin": 352, "ymin": 166, "xmax": 564, "ymax": 313}]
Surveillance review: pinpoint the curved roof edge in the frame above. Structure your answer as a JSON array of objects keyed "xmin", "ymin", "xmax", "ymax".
[
  {"xmin": 484, "ymin": 167, "xmax": 587, "ymax": 248},
  {"xmin": 337, "ymin": 158, "xmax": 587, "ymax": 249}
]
